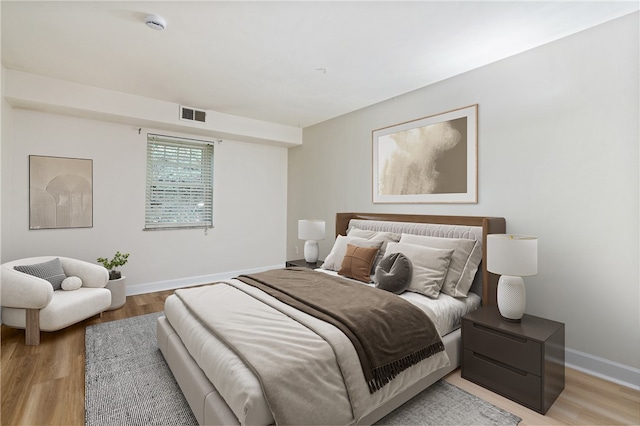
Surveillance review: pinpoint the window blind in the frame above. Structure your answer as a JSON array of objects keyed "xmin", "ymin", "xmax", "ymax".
[{"xmin": 145, "ymin": 134, "xmax": 214, "ymax": 230}]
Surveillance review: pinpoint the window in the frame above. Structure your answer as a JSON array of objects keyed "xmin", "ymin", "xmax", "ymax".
[{"xmin": 145, "ymin": 134, "xmax": 214, "ymax": 230}]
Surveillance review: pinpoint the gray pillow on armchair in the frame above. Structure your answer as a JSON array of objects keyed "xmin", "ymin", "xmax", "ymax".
[{"xmin": 14, "ymin": 257, "xmax": 67, "ymax": 290}]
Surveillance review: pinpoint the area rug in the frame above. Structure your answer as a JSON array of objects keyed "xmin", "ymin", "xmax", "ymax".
[
  {"xmin": 85, "ymin": 312, "xmax": 521, "ymax": 426},
  {"xmin": 85, "ymin": 312, "xmax": 196, "ymax": 425},
  {"xmin": 375, "ymin": 380, "xmax": 521, "ymax": 425}
]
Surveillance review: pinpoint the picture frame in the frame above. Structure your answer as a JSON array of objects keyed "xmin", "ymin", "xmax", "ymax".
[
  {"xmin": 29, "ymin": 155, "xmax": 93, "ymax": 230},
  {"xmin": 372, "ymin": 104, "xmax": 478, "ymax": 203}
]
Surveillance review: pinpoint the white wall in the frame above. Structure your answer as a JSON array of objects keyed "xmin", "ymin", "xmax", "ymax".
[
  {"xmin": 2, "ymin": 108, "xmax": 288, "ymax": 293},
  {"xmin": 288, "ymin": 13, "xmax": 639, "ymax": 384}
]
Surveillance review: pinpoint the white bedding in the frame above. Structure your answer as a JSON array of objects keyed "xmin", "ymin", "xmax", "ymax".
[
  {"xmin": 316, "ymin": 269, "xmax": 481, "ymax": 337},
  {"xmin": 164, "ymin": 273, "xmax": 478, "ymax": 425}
]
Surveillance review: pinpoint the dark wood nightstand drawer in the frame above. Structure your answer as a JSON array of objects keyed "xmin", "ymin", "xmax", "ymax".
[
  {"xmin": 463, "ymin": 349, "xmax": 542, "ymax": 411},
  {"xmin": 463, "ymin": 320, "xmax": 542, "ymax": 375}
]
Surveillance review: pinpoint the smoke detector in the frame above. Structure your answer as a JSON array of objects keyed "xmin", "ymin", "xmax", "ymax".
[{"xmin": 145, "ymin": 14, "xmax": 166, "ymax": 31}]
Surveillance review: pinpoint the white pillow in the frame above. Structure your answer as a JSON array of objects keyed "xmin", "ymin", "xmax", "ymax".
[
  {"xmin": 384, "ymin": 242, "xmax": 454, "ymax": 298},
  {"xmin": 321, "ymin": 235, "xmax": 383, "ymax": 271},
  {"xmin": 61, "ymin": 276, "xmax": 83, "ymax": 291},
  {"xmin": 400, "ymin": 233, "xmax": 481, "ymax": 298}
]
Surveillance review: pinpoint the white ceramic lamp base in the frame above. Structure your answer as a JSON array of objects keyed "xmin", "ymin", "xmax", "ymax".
[
  {"xmin": 497, "ymin": 275, "xmax": 526, "ymax": 322},
  {"xmin": 303, "ymin": 240, "xmax": 319, "ymax": 263}
]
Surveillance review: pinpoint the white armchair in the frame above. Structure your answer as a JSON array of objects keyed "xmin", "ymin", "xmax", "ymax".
[{"xmin": 1, "ymin": 256, "xmax": 111, "ymax": 345}]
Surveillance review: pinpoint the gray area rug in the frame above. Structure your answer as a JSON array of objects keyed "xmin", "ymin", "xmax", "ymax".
[
  {"xmin": 85, "ymin": 312, "xmax": 196, "ymax": 425},
  {"xmin": 86, "ymin": 312, "xmax": 521, "ymax": 426},
  {"xmin": 375, "ymin": 380, "xmax": 521, "ymax": 425}
]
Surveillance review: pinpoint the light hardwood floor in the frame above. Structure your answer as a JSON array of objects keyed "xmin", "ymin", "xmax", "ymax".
[{"xmin": 1, "ymin": 290, "xmax": 638, "ymax": 425}]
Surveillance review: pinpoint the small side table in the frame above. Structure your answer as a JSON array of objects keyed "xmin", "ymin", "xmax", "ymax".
[
  {"xmin": 461, "ymin": 306, "xmax": 565, "ymax": 414},
  {"xmin": 286, "ymin": 259, "xmax": 323, "ymax": 269},
  {"xmin": 105, "ymin": 277, "xmax": 127, "ymax": 310}
]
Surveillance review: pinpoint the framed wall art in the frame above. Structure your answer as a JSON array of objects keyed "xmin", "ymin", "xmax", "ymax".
[
  {"xmin": 372, "ymin": 104, "xmax": 478, "ymax": 203},
  {"xmin": 29, "ymin": 155, "xmax": 93, "ymax": 229}
]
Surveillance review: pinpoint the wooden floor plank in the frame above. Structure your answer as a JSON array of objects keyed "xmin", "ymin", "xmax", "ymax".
[{"xmin": 2, "ymin": 289, "xmax": 638, "ymax": 425}]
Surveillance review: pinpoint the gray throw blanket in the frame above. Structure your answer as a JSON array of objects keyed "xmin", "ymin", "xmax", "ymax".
[{"xmin": 237, "ymin": 267, "xmax": 444, "ymax": 393}]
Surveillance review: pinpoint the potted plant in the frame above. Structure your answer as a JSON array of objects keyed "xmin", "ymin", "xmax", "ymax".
[
  {"xmin": 97, "ymin": 251, "xmax": 130, "ymax": 280},
  {"xmin": 97, "ymin": 251, "xmax": 130, "ymax": 310}
]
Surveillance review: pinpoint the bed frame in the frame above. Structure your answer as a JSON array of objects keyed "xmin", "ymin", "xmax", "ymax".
[{"xmin": 157, "ymin": 212, "xmax": 506, "ymax": 425}]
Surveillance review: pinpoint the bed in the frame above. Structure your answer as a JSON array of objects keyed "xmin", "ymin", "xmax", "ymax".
[{"xmin": 157, "ymin": 212, "xmax": 506, "ymax": 425}]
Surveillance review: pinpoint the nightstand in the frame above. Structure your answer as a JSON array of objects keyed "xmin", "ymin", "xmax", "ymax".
[
  {"xmin": 461, "ymin": 306, "xmax": 565, "ymax": 414},
  {"xmin": 285, "ymin": 259, "xmax": 322, "ymax": 269}
]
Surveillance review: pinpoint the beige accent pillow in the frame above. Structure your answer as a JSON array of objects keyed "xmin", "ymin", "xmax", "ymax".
[
  {"xmin": 347, "ymin": 228, "xmax": 401, "ymax": 272},
  {"xmin": 384, "ymin": 242, "xmax": 454, "ymax": 298},
  {"xmin": 61, "ymin": 276, "xmax": 83, "ymax": 291},
  {"xmin": 400, "ymin": 233, "xmax": 481, "ymax": 298},
  {"xmin": 338, "ymin": 244, "xmax": 380, "ymax": 283},
  {"xmin": 322, "ymin": 236, "xmax": 384, "ymax": 271}
]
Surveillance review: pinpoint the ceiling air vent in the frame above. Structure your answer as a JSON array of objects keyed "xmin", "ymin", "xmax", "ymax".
[{"xmin": 180, "ymin": 106, "xmax": 206, "ymax": 123}]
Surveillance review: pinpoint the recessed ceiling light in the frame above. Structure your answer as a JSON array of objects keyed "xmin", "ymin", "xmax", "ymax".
[{"xmin": 145, "ymin": 14, "xmax": 167, "ymax": 31}]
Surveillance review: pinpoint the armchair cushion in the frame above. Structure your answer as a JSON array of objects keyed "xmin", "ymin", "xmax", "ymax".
[{"xmin": 14, "ymin": 258, "xmax": 66, "ymax": 290}]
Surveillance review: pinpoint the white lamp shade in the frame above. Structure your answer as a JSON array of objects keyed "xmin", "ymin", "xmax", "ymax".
[
  {"xmin": 487, "ymin": 234, "xmax": 538, "ymax": 277},
  {"xmin": 298, "ymin": 220, "xmax": 325, "ymax": 241}
]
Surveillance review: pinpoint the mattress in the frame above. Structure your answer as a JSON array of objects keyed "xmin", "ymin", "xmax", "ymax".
[{"xmin": 164, "ymin": 275, "xmax": 478, "ymax": 425}]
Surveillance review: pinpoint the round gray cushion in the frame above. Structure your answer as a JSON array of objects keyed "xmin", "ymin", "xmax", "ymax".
[{"xmin": 374, "ymin": 252, "xmax": 412, "ymax": 294}]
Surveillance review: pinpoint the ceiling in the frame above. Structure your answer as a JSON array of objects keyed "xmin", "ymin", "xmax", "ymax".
[{"xmin": 2, "ymin": 1, "xmax": 638, "ymax": 128}]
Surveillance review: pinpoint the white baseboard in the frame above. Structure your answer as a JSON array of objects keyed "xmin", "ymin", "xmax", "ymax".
[
  {"xmin": 566, "ymin": 347, "xmax": 640, "ymax": 390},
  {"xmin": 125, "ymin": 263, "xmax": 285, "ymax": 296}
]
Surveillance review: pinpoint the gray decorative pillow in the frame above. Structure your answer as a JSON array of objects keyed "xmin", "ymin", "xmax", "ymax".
[
  {"xmin": 374, "ymin": 253, "xmax": 412, "ymax": 294},
  {"xmin": 14, "ymin": 258, "xmax": 67, "ymax": 290}
]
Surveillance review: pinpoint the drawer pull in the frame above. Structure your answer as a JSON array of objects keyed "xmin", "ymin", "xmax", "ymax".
[
  {"xmin": 473, "ymin": 352, "xmax": 528, "ymax": 376},
  {"xmin": 473, "ymin": 323, "xmax": 527, "ymax": 343}
]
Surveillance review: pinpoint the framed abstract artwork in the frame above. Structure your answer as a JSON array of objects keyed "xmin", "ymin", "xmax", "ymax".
[
  {"xmin": 373, "ymin": 104, "xmax": 478, "ymax": 203},
  {"xmin": 29, "ymin": 155, "xmax": 93, "ymax": 229}
]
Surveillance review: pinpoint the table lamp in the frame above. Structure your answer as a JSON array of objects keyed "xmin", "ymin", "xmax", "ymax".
[
  {"xmin": 487, "ymin": 234, "xmax": 538, "ymax": 322},
  {"xmin": 298, "ymin": 219, "xmax": 325, "ymax": 263}
]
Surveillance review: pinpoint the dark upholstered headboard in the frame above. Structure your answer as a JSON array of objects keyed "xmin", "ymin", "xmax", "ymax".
[{"xmin": 335, "ymin": 212, "xmax": 506, "ymax": 306}]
